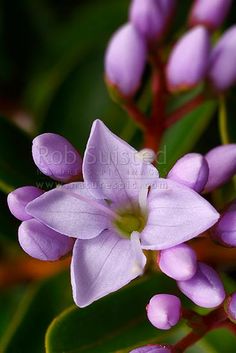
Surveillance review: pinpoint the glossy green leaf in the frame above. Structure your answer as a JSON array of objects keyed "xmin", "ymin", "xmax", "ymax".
[
  {"xmin": 0, "ymin": 271, "xmax": 73, "ymax": 353},
  {"xmin": 158, "ymin": 100, "xmax": 217, "ymax": 176},
  {"xmin": 45, "ymin": 274, "xmax": 178, "ymax": 353},
  {"xmin": 0, "ymin": 116, "xmax": 36, "ymax": 192}
]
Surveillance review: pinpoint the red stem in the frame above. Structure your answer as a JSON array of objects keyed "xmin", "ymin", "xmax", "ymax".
[
  {"xmin": 122, "ymin": 100, "xmax": 148, "ymax": 131},
  {"xmin": 174, "ymin": 307, "xmax": 229, "ymax": 353},
  {"xmin": 165, "ymin": 94, "xmax": 205, "ymax": 128}
]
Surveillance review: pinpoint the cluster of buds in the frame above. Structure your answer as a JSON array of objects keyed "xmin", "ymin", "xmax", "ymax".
[
  {"xmin": 131, "ymin": 142, "xmax": 236, "ymax": 352},
  {"xmin": 105, "ymin": 0, "xmax": 235, "ymax": 99}
]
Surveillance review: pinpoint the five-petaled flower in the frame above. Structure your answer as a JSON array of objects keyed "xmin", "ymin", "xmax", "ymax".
[{"xmin": 9, "ymin": 120, "xmax": 219, "ymax": 307}]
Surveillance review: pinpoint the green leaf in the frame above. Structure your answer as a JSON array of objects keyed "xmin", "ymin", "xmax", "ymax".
[
  {"xmin": 0, "ymin": 116, "xmax": 36, "ymax": 192},
  {"xmin": 0, "ymin": 271, "xmax": 73, "ymax": 353},
  {"xmin": 158, "ymin": 100, "xmax": 217, "ymax": 176},
  {"xmin": 45, "ymin": 274, "xmax": 177, "ymax": 353}
]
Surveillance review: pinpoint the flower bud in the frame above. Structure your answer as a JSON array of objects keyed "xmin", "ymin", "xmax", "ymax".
[
  {"xmin": 178, "ymin": 262, "xmax": 225, "ymax": 308},
  {"xmin": 189, "ymin": 0, "xmax": 232, "ymax": 31},
  {"xmin": 105, "ymin": 23, "xmax": 147, "ymax": 97},
  {"xmin": 32, "ymin": 133, "xmax": 82, "ymax": 183},
  {"xmin": 146, "ymin": 294, "xmax": 181, "ymax": 330},
  {"xmin": 7, "ymin": 186, "xmax": 44, "ymax": 221},
  {"xmin": 212, "ymin": 201, "xmax": 236, "ymax": 247},
  {"xmin": 130, "ymin": 346, "xmax": 172, "ymax": 353},
  {"xmin": 167, "ymin": 153, "xmax": 209, "ymax": 193},
  {"xmin": 204, "ymin": 144, "xmax": 236, "ymax": 193},
  {"xmin": 166, "ymin": 26, "xmax": 210, "ymax": 92},
  {"xmin": 129, "ymin": 0, "xmax": 176, "ymax": 43},
  {"xmin": 208, "ymin": 26, "xmax": 236, "ymax": 91},
  {"xmin": 18, "ymin": 219, "xmax": 74, "ymax": 261},
  {"xmin": 159, "ymin": 244, "xmax": 197, "ymax": 281},
  {"xmin": 225, "ymin": 292, "xmax": 236, "ymax": 323}
]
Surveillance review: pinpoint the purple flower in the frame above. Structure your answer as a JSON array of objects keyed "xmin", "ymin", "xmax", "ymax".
[
  {"xmin": 212, "ymin": 200, "xmax": 236, "ymax": 247},
  {"xmin": 225, "ymin": 292, "xmax": 236, "ymax": 323},
  {"xmin": 208, "ymin": 26, "xmax": 236, "ymax": 91},
  {"xmin": 17, "ymin": 120, "xmax": 218, "ymax": 307},
  {"xmin": 146, "ymin": 294, "xmax": 181, "ymax": 330},
  {"xmin": 105, "ymin": 23, "xmax": 147, "ymax": 97},
  {"xmin": 167, "ymin": 153, "xmax": 209, "ymax": 193},
  {"xmin": 7, "ymin": 186, "xmax": 44, "ymax": 221},
  {"xmin": 189, "ymin": 0, "xmax": 232, "ymax": 31},
  {"xmin": 19, "ymin": 219, "xmax": 74, "ymax": 261},
  {"xmin": 130, "ymin": 345, "xmax": 172, "ymax": 353},
  {"xmin": 204, "ymin": 144, "xmax": 236, "ymax": 192},
  {"xmin": 166, "ymin": 26, "xmax": 210, "ymax": 92},
  {"xmin": 159, "ymin": 244, "xmax": 197, "ymax": 281},
  {"xmin": 32, "ymin": 133, "xmax": 82, "ymax": 182},
  {"xmin": 129, "ymin": 0, "xmax": 176, "ymax": 43},
  {"xmin": 178, "ymin": 262, "xmax": 225, "ymax": 308}
]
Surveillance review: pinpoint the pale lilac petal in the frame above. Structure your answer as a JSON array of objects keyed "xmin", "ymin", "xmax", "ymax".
[
  {"xmin": 167, "ymin": 153, "xmax": 209, "ymax": 193},
  {"xmin": 141, "ymin": 179, "xmax": 219, "ymax": 250},
  {"xmin": 71, "ymin": 229, "xmax": 146, "ymax": 307},
  {"xmin": 7, "ymin": 186, "xmax": 44, "ymax": 221},
  {"xmin": 18, "ymin": 219, "xmax": 74, "ymax": 261},
  {"xmin": 130, "ymin": 346, "xmax": 172, "ymax": 353},
  {"xmin": 32, "ymin": 133, "xmax": 82, "ymax": 182},
  {"xmin": 204, "ymin": 144, "xmax": 236, "ymax": 192},
  {"xmin": 159, "ymin": 244, "xmax": 197, "ymax": 281},
  {"xmin": 178, "ymin": 262, "xmax": 225, "ymax": 308},
  {"xmin": 83, "ymin": 120, "xmax": 159, "ymax": 205},
  {"xmin": 26, "ymin": 182, "xmax": 110, "ymax": 239},
  {"xmin": 147, "ymin": 294, "xmax": 181, "ymax": 330}
]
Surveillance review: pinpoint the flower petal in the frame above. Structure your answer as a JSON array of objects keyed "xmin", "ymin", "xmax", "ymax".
[
  {"xmin": 26, "ymin": 182, "xmax": 110, "ymax": 239},
  {"xmin": 71, "ymin": 229, "xmax": 146, "ymax": 307},
  {"xmin": 141, "ymin": 179, "xmax": 219, "ymax": 250},
  {"xmin": 83, "ymin": 120, "xmax": 159, "ymax": 205}
]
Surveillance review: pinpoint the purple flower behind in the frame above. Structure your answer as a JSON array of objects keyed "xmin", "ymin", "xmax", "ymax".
[
  {"xmin": 105, "ymin": 23, "xmax": 147, "ymax": 97},
  {"xmin": 204, "ymin": 144, "xmax": 236, "ymax": 192},
  {"xmin": 212, "ymin": 200, "xmax": 236, "ymax": 247},
  {"xmin": 189, "ymin": 0, "xmax": 232, "ymax": 31},
  {"xmin": 225, "ymin": 292, "xmax": 236, "ymax": 323},
  {"xmin": 208, "ymin": 26, "xmax": 236, "ymax": 91},
  {"xmin": 166, "ymin": 26, "xmax": 210, "ymax": 92}
]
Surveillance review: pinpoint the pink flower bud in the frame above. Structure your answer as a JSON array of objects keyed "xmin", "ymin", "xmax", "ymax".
[
  {"xmin": 129, "ymin": 0, "xmax": 176, "ymax": 43},
  {"xmin": 146, "ymin": 294, "xmax": 181, "ymax": 330},
  {"xmin": 130, "ymin": 346, "xmax": 172, "ymax": 353},
  {"xmin": 204, "ymin": 144, "xmax": 236, "ymax": 193},
  {"xmin": 167, "ymin": 153, "xmax": 209, "ymax": 193},
  {"xmin": 7, "ymin": 186, "xmax": 44, "ymax": 221},
  {"xmin": 32, "ymin": 133, "xmax": 82, "ymax": 183},
  {"xmin": 178, "ymin": 262, "xmax": 225, "ymax": 308},
  {"xmin": 18, "ymin": 219, "xmax": 74, "ymax": 261},
  {"xmin": 159, "ymin": 244, "xmax": 197, "ymax": 281},
  {"xmin": 212, "ymin": 200, "xmax": 236, "ymax": 247},
  {"xmin": 225, "ymin": 292, "xmax": 236, "ymax": 323},
  {"xmin": 189, "ymin": 0, "xmax": 232, "ymax": 31},
  {"xmin": 208, "ymin": 26, "xmax": 236, "ymax": 91},
  {"xmin": 105, "ymin": 23, "xmax": 147, "ymax": 97},
  {"xmin": 166, "ymin": 26, "xmax": 210, "ymax": 92}
]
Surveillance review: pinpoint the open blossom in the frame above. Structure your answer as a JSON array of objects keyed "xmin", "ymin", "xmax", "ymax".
[{"xmin": 9, "ymin": 120, "xmax": 219, "ymax": 307}]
